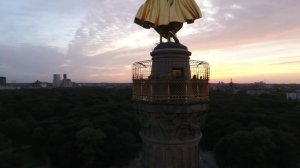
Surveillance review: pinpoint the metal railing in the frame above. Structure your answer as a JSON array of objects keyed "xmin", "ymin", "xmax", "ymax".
[
  {"xmin": 132, "ymin": 79, "xmax": 209, "ymax": 103},
  {"xmin": 132, "ymin": 60, "xmax": 209, "ymax": 103},
  {"xmin": 132, "ymin": 60, "xmax": 152, "ymax": 80},
  {"xmin": 132, "ymin": 60, "xmax": 209, "ymax": 80}
]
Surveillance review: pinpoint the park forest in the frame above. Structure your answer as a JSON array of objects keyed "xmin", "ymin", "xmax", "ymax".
[{"xmin": 0, "ymin": 88, "xmax": 299, "ymax": 168}]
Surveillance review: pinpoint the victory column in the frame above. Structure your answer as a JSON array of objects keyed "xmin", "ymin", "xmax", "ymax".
[{"xmin": 132, "ymin": 0, "xmax": 210, "ymax": 167}]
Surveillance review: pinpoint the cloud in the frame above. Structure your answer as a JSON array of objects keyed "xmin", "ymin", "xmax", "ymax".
[
  {"xmin": 63, "ymin": 46, "xmax": 153, "ymax": 82},
  {"xmin": 1, "ymin": 0, "xmax": 300, "ymax": 83},
  {"xmin": 184, "ymin": 0, "xmax": 300, "ymax": 51},
  {"xmin": 276, "ymin": 61, "xmax": 300, "ymax": 65},
  {"xmin": 271, "ymin": 55, "xmax": 300, "ymax": 65},
  {"xmin": 0, "ymin": 44, "xmax": 65, "ymax": 82},
  {"xmin": 0, "ymin": 0, "xmax": 85, "ymax": 48},
  {"xmin": 67, "ymin": 0, "xmax": 147, "ymax": 57}
]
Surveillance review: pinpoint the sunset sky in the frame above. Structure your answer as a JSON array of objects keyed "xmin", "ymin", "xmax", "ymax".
[{"xmin": 0, "ymin": 0, "xmax": 300, "ymax": 83}]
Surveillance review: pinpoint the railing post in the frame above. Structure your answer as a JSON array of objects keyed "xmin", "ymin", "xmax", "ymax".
[
  {"xmin": 185, "ymin": 81, "xmax": 188, "ymax": 103},
  {"xmin": 197, "ymin": 80, "xmax": 199, "ymax": 99},
  {"xmin": 167, "ymin": 80, "xmax": 170, "ymax": 102},
  {"xmin": 141, "ymin": 80, "xmax": 143, "ymax": 100},
  {"xmin": 149, "ymin": 80, "xmax": 152, "ymax": 102}
]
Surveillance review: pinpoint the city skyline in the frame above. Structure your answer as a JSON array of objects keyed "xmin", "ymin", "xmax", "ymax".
[{"xmin": 0, "ymin": 0, "xmax": 300, "ymax": 83}]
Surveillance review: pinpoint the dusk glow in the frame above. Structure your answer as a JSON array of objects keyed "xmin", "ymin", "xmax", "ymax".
[{"xmin": 0, "ymin": 0, "xmax": 299, "ymax": 83}]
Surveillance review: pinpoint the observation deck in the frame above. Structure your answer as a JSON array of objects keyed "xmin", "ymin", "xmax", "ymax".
[{"xmin": 132, "ymin": 60, "xmax": 209, "ymax": 103}]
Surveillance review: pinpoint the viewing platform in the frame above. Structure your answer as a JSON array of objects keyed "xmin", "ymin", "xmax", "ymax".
[{"xmin": 132, "ymin": 60, "xmax": 210, "ymax": 104}]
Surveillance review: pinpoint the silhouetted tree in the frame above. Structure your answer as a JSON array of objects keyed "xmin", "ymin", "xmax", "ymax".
[
  {"xmin": 3, "ymin": 118, "xmax": 29, "ymax": 150},
  {"xmin": 31, "ymin": 126, "xmax": 47, "ymax": 156},
  {"xmin": 76, "ymin": 127, "xmax": 106, "ymax": 168},
  {"xmin": 214, "ymin": 127, "xmax": 299, "ymax": 168},
  {"xmin": 215, "ymin": 127, "xmax": 275, "ymax": 168},
  {"xmin": 0, "ymin": 152, "xmax": 22, "ymax": 168},
  {"xmin": 0, "ymin": 132, "xmax": 11, "ymax": 150}
]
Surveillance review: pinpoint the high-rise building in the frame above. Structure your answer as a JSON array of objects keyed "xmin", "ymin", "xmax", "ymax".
[
  {"xmin": 132, "ymin": 43, "xmax": 210, "ymax": 168},
  {"xmin": 53, "ymin": 74, "xmax": 74, "ymax": 88},
  {"xmin": 53, "ymin": 74, "xmax": 61, "ymax": 87},
  {"xmin": 60, "ymin": 74, "xmax": 73, "ymax": 88},
  {"xmin": 0, "ymin": 77, "xmax": 6, "ymax": 86}
]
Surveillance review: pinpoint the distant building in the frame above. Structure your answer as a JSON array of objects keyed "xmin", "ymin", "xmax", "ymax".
[
  {"xmin": 60, "ymin": 74, "xmax": 74, "ymax": 88},
  {"xmin": 53, "ymin": 74, "xmax": 61, "ymax": 87},
  {"xmin": 287, "ymin": 92, "xmax": 300, "ymax": 101},
  {"xmin": 32, "ymin": 80, "xmax": 48, "ymax": 88},
  {"xmin": 0, "ymin": 77, "xmax": 6, "ymax": 86},
  {"xmin": 53, "ymin": 74, "xmax": 75, "ymax": 88}
]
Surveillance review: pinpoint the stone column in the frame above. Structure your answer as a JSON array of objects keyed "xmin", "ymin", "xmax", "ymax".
[{"xmin": 134, "ymin": 42, "xmax": 208, "ymax": 168}]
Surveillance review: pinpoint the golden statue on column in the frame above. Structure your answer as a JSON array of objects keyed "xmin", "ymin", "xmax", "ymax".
[{"xmin": 134, "ymin": 0, "xmax": 202, "ymax": 43}]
